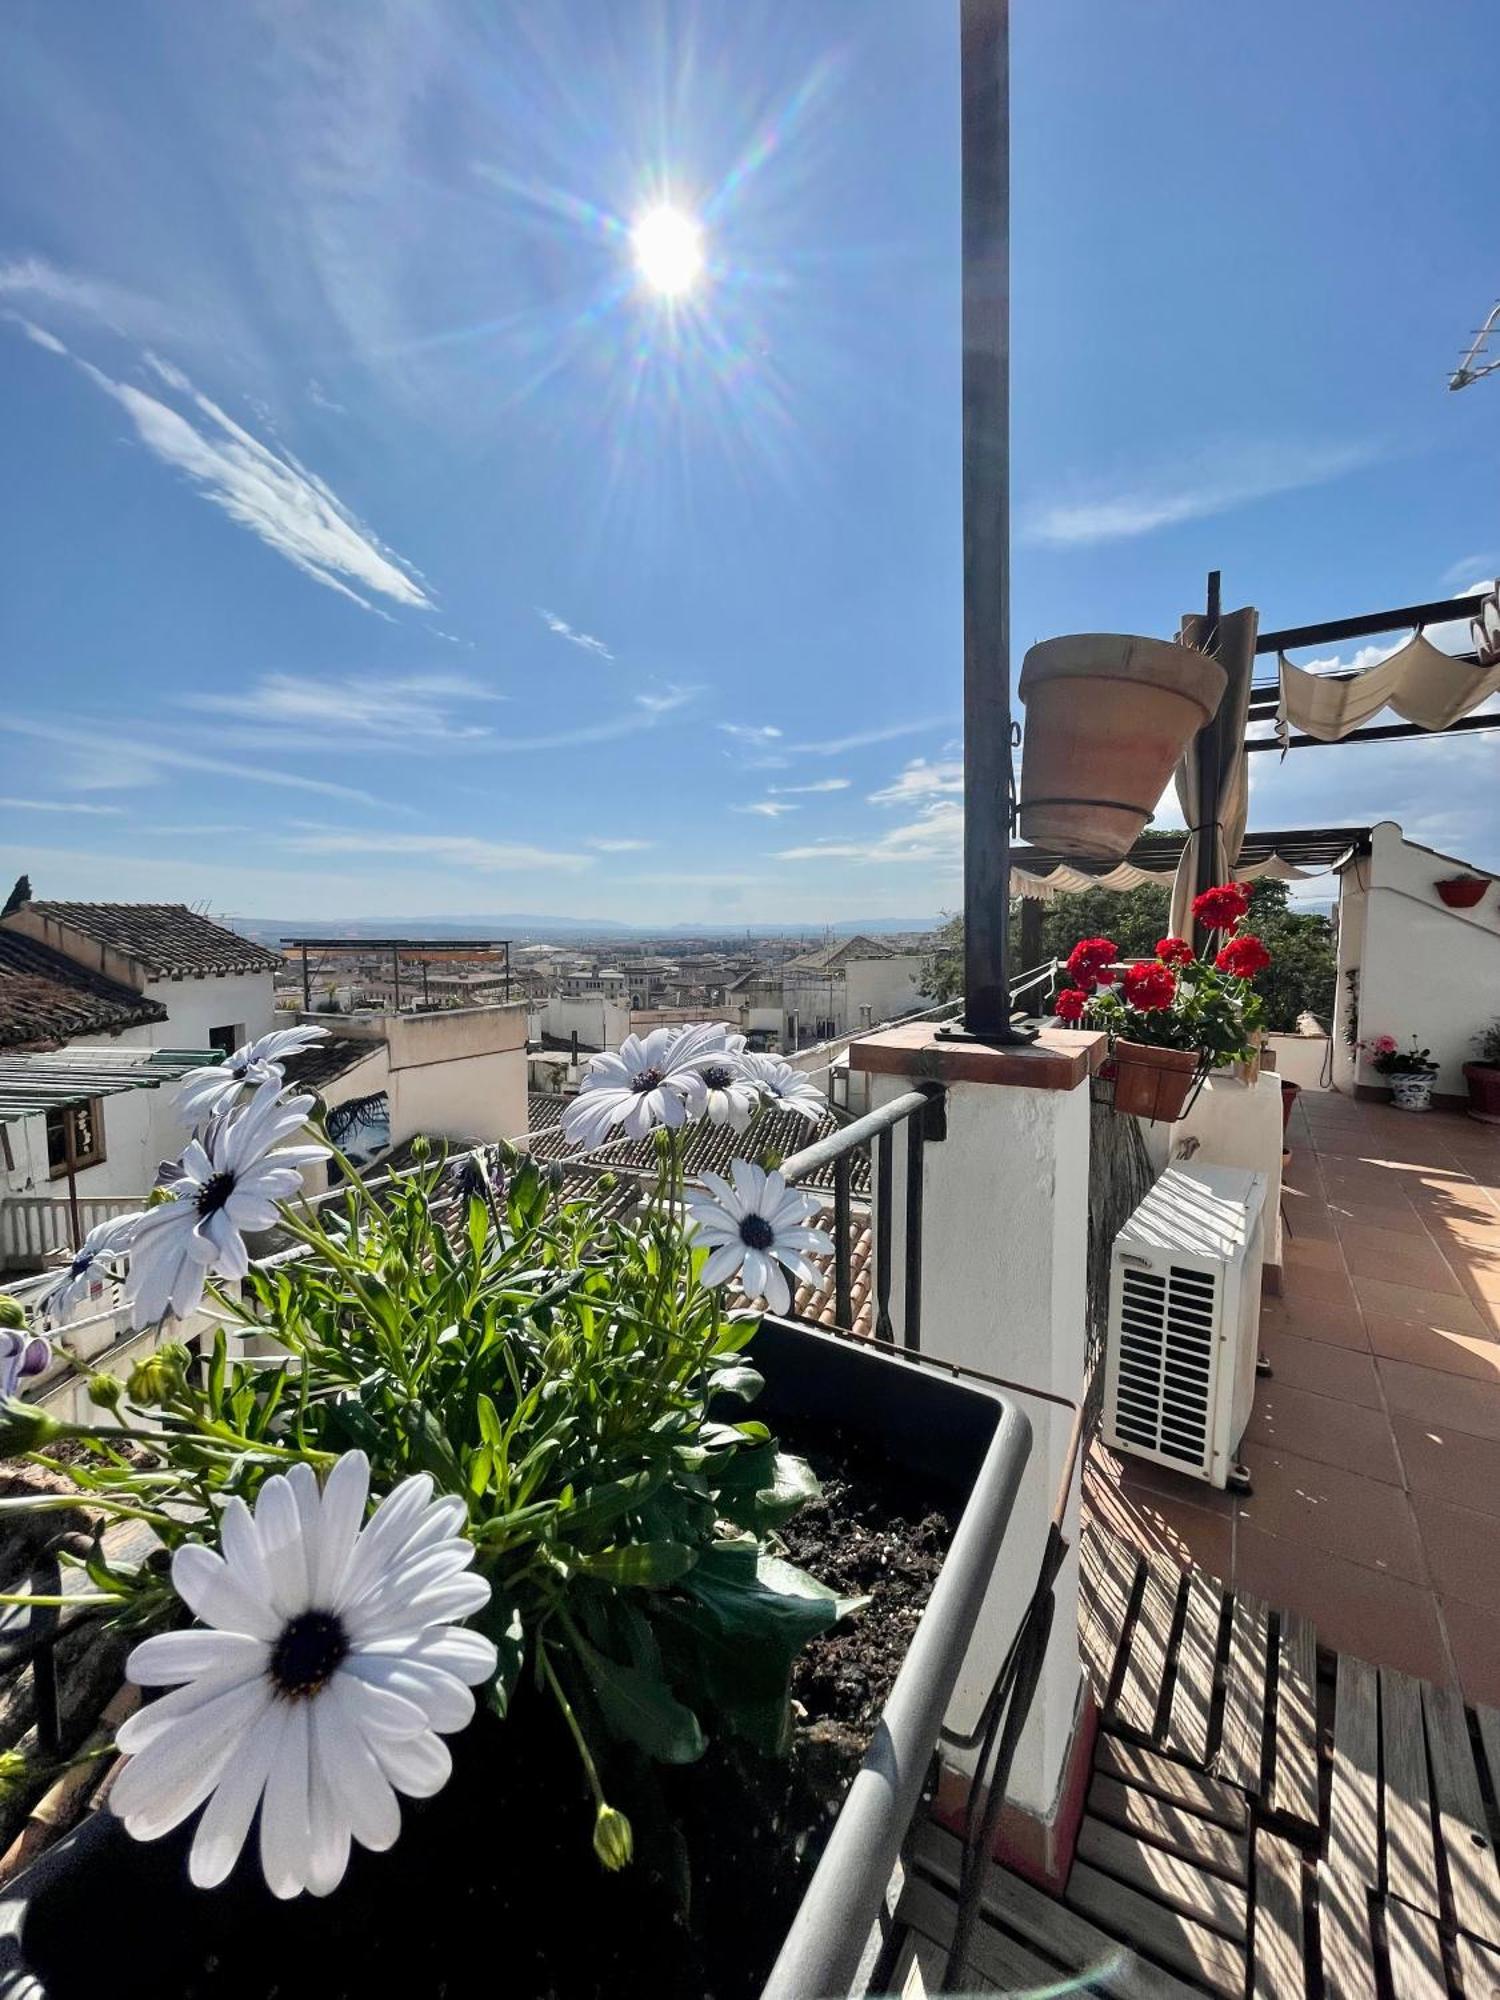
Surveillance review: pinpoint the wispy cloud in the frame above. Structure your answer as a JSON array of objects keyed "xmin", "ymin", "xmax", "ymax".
[
  {"xmin": 186, "ymin": 671, "xmax": 504, "ymax": 745},
  {"xmin": 4, "ymin": 314, "xmax": 67, "ymax": 356},
  {"xmin": 773, "ymin": 801, "xmax": 963, "ymax": 868},
  {"xmin": 0, "ymin": 795, "xmax": 123, "ymax": 817},
  {"xmin": 868, "ymin": 758, "xmax": 964, "ymax": 806},
  {"xmin": 587, "ymin": 837, "xmax": 653, "ymax": 853},
  {"xmin": 0, "ymin": 717, "xmax": 394, "ymax": 810},
  {"xmin": 1025, "ymin": 440, "xmax": 1378, "ymax": 548},
  {"xmin": 719, "ymin": 723, "xmax": 784, "ymax": 745},
  {"xmin": 10, "ymin": 321, "xmax": 431, "ymax": 611},
  {"xmin": 768, "ymin": 777, "xmax": 850, "ymax": 795},
  {"xmin": 783, "ymin": 718, "xmax": 952, "ymax": 756},
  {"xmin": 1442, "ymin": 553, "xmax": 1500, "ymax": 588},
  {"xmin": 732, "ymin": 801, "xmax": 798, "ymax": 818},
  {"xmin": 635, "ymin": 685, "xmax": 698, "ymax": 716},
  {"xmin": 0, "ymin": 257, "xmax": 181, "ymax": 344},
  {"xmin": 283, "ymin": 830, "xmax": 592, "ymax": 873},
  {"xmin": 539, "ymin": 608, "xmax": 613, "ymax": 660}
]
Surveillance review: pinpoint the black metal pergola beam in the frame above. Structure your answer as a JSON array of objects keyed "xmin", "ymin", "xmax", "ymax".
[
  {"xmin": 1246, "ymin": 710, "xmax": 1500, "ymax": 753},
  {"xmin": 1253, "ymin": 591, "xmax": 1489, "ymax": 659}
]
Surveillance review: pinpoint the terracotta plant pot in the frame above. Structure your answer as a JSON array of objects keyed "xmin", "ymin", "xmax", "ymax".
[
  {"xmin": 1017, "ymin": 634, "xmax": 1227, "ymax": 860},
  {"xmin": 1112, "ymin": 1040, "xmax": 1200, "ymax": 1122},
  {"xmin": 1463, "ymin": 1062, "xmax": 1500, "ymax": 1124},
  {"xmin": 1389, "ymin": 1074, "xmax": 1435, "ymax": 1112},
  {"xmin": 1280, "ymin": 1078, "xmax": 1301, "ymax": 1134},
  {"xmin": 1436, "ymin": 875, "xmax": 1490, "ymax": 909}
]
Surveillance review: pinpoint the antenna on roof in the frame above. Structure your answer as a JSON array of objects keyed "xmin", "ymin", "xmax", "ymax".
[{"xmin": 1449, "ymin": 300, "xmax": 1500, "ymax": 390}]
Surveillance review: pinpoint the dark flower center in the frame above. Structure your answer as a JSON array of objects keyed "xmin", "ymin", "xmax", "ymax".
[
  {"xmin": 701, "ymin": 1064, "xmax": 734, "ymax": 1089},
  {"xmin": 232, "ymin": 1061, "xmax": 249, "ymax": 1078},
  {"xmin": 632, "ymin": 1066, "xmax": 666, "ymax": 1094},
  {"xmin": 270, "ymin": 1610, "xmax": 349, "ymax": 1699},
  {"xmin": 739, "ymin": 1215, "xmax": 776, "ymax": 1251},
  {"xmin": 196, "ymin": 1171, "xmax": 237, "ymax": 1217}
]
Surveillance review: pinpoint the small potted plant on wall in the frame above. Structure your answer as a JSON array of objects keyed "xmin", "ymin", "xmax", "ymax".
[
  {"xmin": 1365, "ymin": 1033, "xmax": 1441, "ymax": 1111},
  {"xmin": 1464, "ymin": 1021, "xmax": 1500, "ymax": 1123},
  {"xmin": 1053, "ymin": 882, "xmax": 1269, "ymax": 1122}
]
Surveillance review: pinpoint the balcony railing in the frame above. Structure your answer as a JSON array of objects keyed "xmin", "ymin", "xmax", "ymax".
[{"xmin": 0, "ymin": 1192, "xmax": 148, "ymax": 1275}]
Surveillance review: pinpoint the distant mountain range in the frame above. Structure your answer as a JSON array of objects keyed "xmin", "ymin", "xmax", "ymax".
[{"xmin": 231, "ymin": 914, "xmax": 944, "ymax": 946}]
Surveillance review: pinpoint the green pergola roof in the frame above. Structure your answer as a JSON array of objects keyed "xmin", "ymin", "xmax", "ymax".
[{"xmin": 0, "ymin": 1048, "xmax": 219, "ymax": 1124}]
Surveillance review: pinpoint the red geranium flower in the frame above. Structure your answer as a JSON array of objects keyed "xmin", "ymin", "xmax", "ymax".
[
  {"xmin": 1054, "ymin": 987, "xmax": 1089, "ymax": 1023},
  {"xmin": 1066, "ymin": 937, "xmax": 1119, "ymax": 987},
  {"xmin": 1155, "ymin": 935, "xmax": 1195, "ymax": 967},
  {"xmin": 1122, "ymin": 960, "xmax": 1177, "ymax": 1012},
  {"xmin": 1215, "ymin": 933, "xmax": 1271, "ymax": 979},
  {"xmin": 1191, "ymin": 882, "xmax": 1251, "ymax": 931}
]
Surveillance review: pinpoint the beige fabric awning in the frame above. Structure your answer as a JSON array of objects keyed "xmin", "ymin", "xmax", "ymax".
[
  {"xmin": 1278, "ymin": 626, "xmax": 1500, "ymax": 746},
  {"xmin": 1170, "ymin": 607, "xmax": 1259, "ymax": 940},
  {"xmin": 1010, "ymin": 851, "xmax": 1313, "ymax": 901}
]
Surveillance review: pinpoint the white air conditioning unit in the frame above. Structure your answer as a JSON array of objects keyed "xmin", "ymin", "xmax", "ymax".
[{"xmin": 1102, "ymin": 1163, "xmax": 1267, "ymax": 1492}]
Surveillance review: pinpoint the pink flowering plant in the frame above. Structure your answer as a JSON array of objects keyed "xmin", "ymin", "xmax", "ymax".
[{"xmin": 1363, "ymin": 1033, "xmax": 1438, "ymax": 1078}]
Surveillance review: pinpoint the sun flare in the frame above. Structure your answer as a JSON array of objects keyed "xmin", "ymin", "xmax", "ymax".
[{"xmin": 631, "ymin": 205, "xmax": 705, "ymax": 297}]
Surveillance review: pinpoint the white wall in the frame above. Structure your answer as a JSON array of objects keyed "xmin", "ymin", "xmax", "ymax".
[
  {"xmin": 367, "ymin": 1005, "xmax": 529, "ymax": 1147},
  {"xmin": 844, "ymin": 954, "xmax": 928, "ymax": 1033},
  {"xmin": 1266, "ymin": 1032, "xmax": 1333, "ymax": 1092},
  {"xmin": 141, "ymin": 970, "xmax": 277, "ymax": 1051},
  {"xmin": 543, "ymin": 993, "xmax": 630, "ymax": 1052},
  {"xmin": 1335, "ymin": 821, "xmax": 1500, "ymax": 1099}
]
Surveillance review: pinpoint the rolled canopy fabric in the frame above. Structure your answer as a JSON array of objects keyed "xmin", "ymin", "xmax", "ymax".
[
  {"xmin": 1009, "ymin": 851, "xmax": 1311, "ymax": 901},
  {"xmin": 1170, "ymin": 607, "xmax": 1260, "ymax": 941},
  {"xmin": 1277, "ymin": 628, "xmax": 1500, "ymax": 746}
]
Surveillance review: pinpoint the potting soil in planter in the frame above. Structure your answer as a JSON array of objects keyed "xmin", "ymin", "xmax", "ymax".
[{"xmin": 17, "ymin": 1423, "xmax": 955, "ymax": 2000}]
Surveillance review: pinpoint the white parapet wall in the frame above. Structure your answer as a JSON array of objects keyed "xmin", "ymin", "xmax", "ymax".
[
  {"xmin": 332, "ymin": 1003, "xmax": 529, "ymax": 1147},
  {"xmin": 1142, "ymin": 1068, "xmax": 1286, "ymax": 1282},
  {"xmin": 1333, "ymin": 821, "xmax": 1500, "ymax": 1102}
]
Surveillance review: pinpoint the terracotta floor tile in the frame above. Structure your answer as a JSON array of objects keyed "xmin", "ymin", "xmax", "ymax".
[
  {"xmin": 1282, "ymin": 1236, "xmax": 1347, "ymax": 1275},
  {"xmin": 1244, "ymin": 1381, "xmax": 1402, "ymax": 1483},
  {"xmin": 1234, "ymin": 1443, "xmax": 1427, "ymax": 1582},
  {"xmin": 1329, "ymin": 1199, "xmax": 1429, "ymax": 1239},
  {"xmin": 1257, "ymin": 1328, "xmax": 1383, "ymax": 1408},
  {"xmin": 1457, "ymin": 1259, "xmax": 1500, "ymax": 1303},
  {"xmin": 1392, "ymin": 1417, "xmax": 1500, "ymax": 1518},
  {"xmin": 1105, "ymin": 1446, "xmax": 1237, "ymax": 1517},
  {"xmin": 1350, "ymin": 1276, "xmax": 1492, "ymax": 1337},
  {"xmin": 1379, "ymin": 1358, "xmax": 1500, "ymax": 1443},
  {"xmin": 1282, "ymin": 1265, "xmax": 1359, "ymax": 1312},
  {"xmin": 1410, "ymin": 1494, "xmax": 1500, "ymax": 1613},
  {"xmin": 1233, "ymin": 1522, "xmax": 1447, "ymax": 1683},
  {"xmin": 1438, "ymin": 1597, "xmax": 1500, "ymax": 1706},
  {"xmin": 1340, "ymin": 1233, "xmax": 1466, "ymax": 1294},
  {"xmin": 1363, "ymin": 1315, "xmax": 1500, "ymax": 1385},
  {"xmin": 1084, "ymin": 1472, "xmax": 1232, "ymax": 1584},
  {"xmin": 1264, "ymin": 1300, "xmax": 1371, "ymax": 1351}
]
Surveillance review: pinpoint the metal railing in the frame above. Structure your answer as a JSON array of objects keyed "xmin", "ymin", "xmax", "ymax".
[{"xmin": 0, "ymin": 1193, "xmax": 148, "ymax": 1274}]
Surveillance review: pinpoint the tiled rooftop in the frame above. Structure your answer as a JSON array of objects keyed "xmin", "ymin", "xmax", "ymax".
[
  {"xmin": 516, "ymin": 1103, "xmax": 872, "ymax": 1195},
  {"xmin": 1089, "ymin": 1087, "xmax": 1500, "ymax": 1703},
  {"xmin": 9, "ymin": 903, "xmax": 283, "ymax": 978},
  {"xmin": 0, "ymin": 929, "xmax": 168, "ymax": 1048}
]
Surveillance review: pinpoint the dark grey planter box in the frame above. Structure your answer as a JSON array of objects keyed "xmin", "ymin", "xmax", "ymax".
[{"xmin": 0, "ymin": 1317, "xmax": 1030, "ymax": 1999}]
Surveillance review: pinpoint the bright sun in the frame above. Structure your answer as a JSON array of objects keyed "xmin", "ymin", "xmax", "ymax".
[{"xmin": 631, "ymin": 206, "xmax": 705, "ymax": 298}]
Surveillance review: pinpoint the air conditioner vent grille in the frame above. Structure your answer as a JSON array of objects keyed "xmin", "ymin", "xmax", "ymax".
[{"xmin": 1111, "ymin": 1263, "xmax": 1221, "ymax": 1468}]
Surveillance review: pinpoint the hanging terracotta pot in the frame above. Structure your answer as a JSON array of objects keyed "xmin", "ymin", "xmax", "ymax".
[
  {"xmin": 1111, "ymin": 1040, "xmax": 1201, "ymax": 1122},
  {"xmin": 1435, "ymin": 875, "xmax": 1489, "ymax": 909},
  {"xmin": 1017, "ymin": 634, "xmax": 1227, "ymax": 860}
]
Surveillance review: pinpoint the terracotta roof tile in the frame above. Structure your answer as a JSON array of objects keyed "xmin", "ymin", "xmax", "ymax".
[
  {"xmin": 0, "ymin": 931, "xmax": 169, "ymax": 1049},
  {"xmin": 17, "ymin": 903, "xmax": 283, "ymax": 978}
]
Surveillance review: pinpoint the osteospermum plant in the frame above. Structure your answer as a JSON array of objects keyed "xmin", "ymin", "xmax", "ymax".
[{"xmin": 0, "ymin": 1018, "xmax": 854, "ymax": 1901}]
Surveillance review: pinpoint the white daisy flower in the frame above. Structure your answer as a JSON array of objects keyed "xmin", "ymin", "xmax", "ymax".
[
  {"xmin": 40, "ymin": 1212, "xmax": 141, "ymax": 1324},
  {"xmin": 561, "ymin": 1026, "xmax": 710, "ymax": 1149},
  {"xmin": 175, "ymin": 1024, "xmax": 331, "ymax": 1130},
  {"xmin": 683, "ymin": 1028, "xmax": 759, "ymax": 1131},
  {"xmin": 740, "ymin": 1053, "xmax": 827, "ymax": 1126},
  {"xmin": 114, "ymin": 1451, "xmax": 496, "ymax": 1900},
  {"xmin": 126, "ymin": 1079, "xmax": 329, "ymax": 1326},
  {"xmin": 685, "ymin": 1160, "xmax": 834, "ymax": 1317}
]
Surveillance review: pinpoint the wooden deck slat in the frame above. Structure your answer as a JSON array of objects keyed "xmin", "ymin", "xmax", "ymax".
[
  {"xmin": 1381, "ymin": 1667, "xmax": 1442, "ymax": 1920},
  {"xmin": 1066, "ymin": 1858, "xmax": 1247, "ymax": 1998},
  {"xmin": 1251, "ymin": 1827, "xmax": 1306, "ymax": 2000},
  {"xmin": 1423, "ymin": 1680, "xmax": 1500, "ymax": 1949},
  {"xmin": 909, "ymin": 1824, "xmax": 1211, "ymax": 2000},
  {"xmin": 1080, "ymin": 1522, "xmax": 1142, "ymax": 1706},
  {"xmin": 1456, "ymin": 1930, "xmax": 1500, "ymax": 2000},
  {"xmin": 1088, "ymin": 1772, "xmax": 1249, "ymax": 1884},
  {"xmin": 1475, "ymin": 1704, "xmax": 1500, "ymax": 1805},
  {"xmin": 1093, "ymin": 1732, "xmax": 1249, "ymax": 1833},
  {"xmin": 1268, "ymin": 1609, "xmax": 1321, "ymax": 1834},
  {"xmin": 1323, "ymin": 1652, "xmax": 1382, "ymax": 2000},
  {"xmin": 1075, "ymin": 1815, "xmax": 1249, "ymax": 1940},
  {"xmin": 896, "ymin": 1874, "xmax": 1060, "ymax": 1995},
  {"xmin": 1217, "ymin": 1590, "xmax": 1270, "ymax": 1794},
  {"xmin": 1109, "ymin": 1549, "xmax": 1181, "ymax": 1740},
  {"xmin": 1165, "ymin": 1569, "xmax": 1222, "ymax": 1769},
  {"xmin": 1383, "ymin": 1894, "xmax": 1449, "ymax": 2000}
]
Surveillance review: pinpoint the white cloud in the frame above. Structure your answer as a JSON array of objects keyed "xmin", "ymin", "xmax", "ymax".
[
  {"xmin": 868, "ymin": 758, "xmax": 964, "ymax": 806},
  {"xmin": 732, "ymin": 801, "xmax": 798, "ymax": 818},
  {"xmin": 1442, "ymin": 553, "xmax": 1500, "ymax": 588},
  {"xmin": 635, "ymin": 686, "xmax": 697, "ymax": 715},
  {"xmin": 774, "ymin": 801, "xmax": 964, "ymax": 868},
  {"xmin": 587, "ymin": 837, "xmax": 653, "ymax": 853},
  {"xmin": 784, "ymin": 718, "xmax": 953, "ymax": 756},
  {"xmin": 4, "ymin": 315, "xmax": 67, "ymax": 355},
  {"xmin": 0, "ymin": 716, "xmax": 393, "ymax": 809},
  {"xmin": 0, "ymin": 796, "xmax": 123, "ymax": 816},
  {"xmin": 19, "ymin": 322, "xmax": 432, "ymax": 611},
  {"xmin": 187, "ymin": 671, "xmax": 503, "ymax": 745},
  {"xmin": 719, "ymin": 723, "xmax": 784, "ymax": 744},
  {"xmin": 1025, "ymin": 440, "xmax": 1377, "ymax": 547},
  {"xmin": 768, "ymin": 777, "xmax": 850, "ymax": 795},
  {"xmin": 539, "ymin": 609, "xmax": 613, "ymax": 660},
  {"xmin": 0, "ymin": 258, "xmax": 181, "ymax": 344},
  {"xmin": 283, "ymin": 831, "xmax": 593, "ymax": 873}
]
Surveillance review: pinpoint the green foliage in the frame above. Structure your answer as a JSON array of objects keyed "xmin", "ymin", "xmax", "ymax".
[
  {"xmin": 1475, "ymin": 1021, "xmax": 1500, "ymax": 1067},
  {"xmin": 4, "ymin": 1146, "xmax": 852, "ymax": 1863}
]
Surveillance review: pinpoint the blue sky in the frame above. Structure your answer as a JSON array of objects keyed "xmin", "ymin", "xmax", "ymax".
[{"xmin": 0, "ymin": 0, "xmax": 1495, "ymax": 928}]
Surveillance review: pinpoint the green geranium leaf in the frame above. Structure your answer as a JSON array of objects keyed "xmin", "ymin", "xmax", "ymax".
[{"xmin": 575, "ymin": 1638, "xmax": 706, "ymax": 1764}]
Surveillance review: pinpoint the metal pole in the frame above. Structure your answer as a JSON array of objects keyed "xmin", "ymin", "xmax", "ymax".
[
  {"xmin": 301, "ymin": 944, "xmax": 311, "ymax": 1014},
  {"xmin": 957, "ymin": 0, "xmax": 1030, "ymax": 1044},
  {"xmin": 392, "ymin": 945, "xmax": 401, "ymax": 1014}
]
